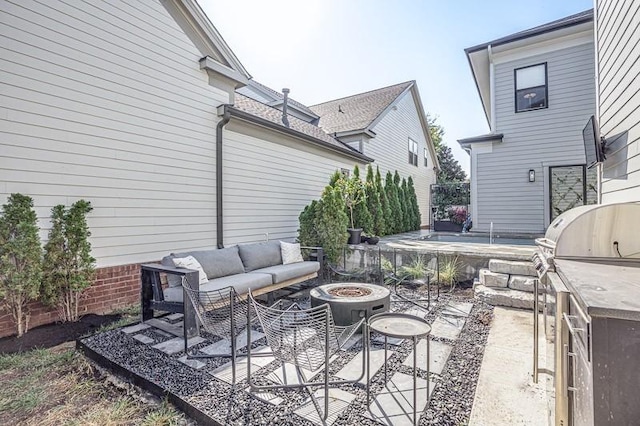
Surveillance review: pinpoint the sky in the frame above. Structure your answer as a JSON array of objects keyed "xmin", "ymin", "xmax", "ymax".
[{"xmin": 199, "ymin": 0, "xmax": 593, "ymax": 176}]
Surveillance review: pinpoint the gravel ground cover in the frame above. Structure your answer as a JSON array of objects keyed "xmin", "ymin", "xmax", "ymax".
[{"xmin": 79, "ymin": 287, "xmax": 493, "ymax": 426}]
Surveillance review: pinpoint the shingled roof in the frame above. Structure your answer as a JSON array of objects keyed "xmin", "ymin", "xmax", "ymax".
[
  {"xmin": 309, "ymin": 81, "xmax": 414, "ymax": 134},
  {"xmin": 230, "ymin": 94, "xmax": 372, "ymax": 161},
  {"xmin": 246, "ymin": 80, "xmax": 319, "ymax": 119}
]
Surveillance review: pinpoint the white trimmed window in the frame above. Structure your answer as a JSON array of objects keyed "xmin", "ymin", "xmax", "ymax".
[
  {"xmin": 424, "ymin": 148, "xmax": 428, "ymax": 167},
  {"xmin": 515, "ymin": 63, "xmax": 547, "ymax": 112},
  {"xmin": 408, "ymin": 138, "xmax": 418, "ymax": 166}
]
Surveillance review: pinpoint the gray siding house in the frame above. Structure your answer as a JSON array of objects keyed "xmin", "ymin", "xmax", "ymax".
[
  {"xmin": 459, "ymin": 10, "xmax": 596, "ymax": 234},
  {"xmin": 596, "ymin": 1, "xmax": 640, "ymax": 202}
]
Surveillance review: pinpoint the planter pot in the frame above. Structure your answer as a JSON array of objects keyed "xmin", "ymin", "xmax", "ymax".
[
  {"xmin": 360, "ymin": 235, "xmax": 370, "ymax": 244},
  {"xmin": 367, "ymin": 236, "xmax": 380, "ymax": 245},
  {"xmin": 347, "ymin": 228, "xmax": 363, "ymax": 245},
  {"xmin": 433, "ymin": 221, "xmax": 463, "ymax": 232}
]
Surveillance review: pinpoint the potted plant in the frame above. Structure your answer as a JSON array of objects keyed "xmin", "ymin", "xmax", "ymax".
[{"xmin": 336, "ymin": 176, "xmax": 367, "ymax": 244}]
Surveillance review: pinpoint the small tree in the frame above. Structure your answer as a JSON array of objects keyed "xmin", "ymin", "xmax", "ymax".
[
  {"xmin": 350, "ymin": 165, "xmax": 373, "ymax": 233},
  {"xmin": 365, "ymin": 165, "xmax": 385, "ymax": 236},
  {"xmin": 407, "ymin": 176, "xmax": 421, "ymax": 230},
  {"xmin": 315, "ymin": 186, "xmax": 349, "ymax": 263},
  {"xmin": 401, "ymin": 177, "xmax": 412, "ymax": 231},
  {"xmin": 376, "ymin": 167, "xmax": 392, "ymax": 236},
  {"xmin": 384, "ymin": 171, "xmax": 402, "ymax": 234},
  {"xmin": 335, "ymin": 175, "xmax": 366, "ymax": 230},
  {"xmin": 42, "ymin": 200, "xmax": 95, "ymax": 322},
  {"xmin": 0, "ymin": 194, "xmax": 43, "ymax": 336}
]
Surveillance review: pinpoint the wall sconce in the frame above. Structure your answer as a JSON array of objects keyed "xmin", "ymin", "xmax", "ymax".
[{"xmin": 529, "ymin": 169, "xmax": 535, "ymax": 182}]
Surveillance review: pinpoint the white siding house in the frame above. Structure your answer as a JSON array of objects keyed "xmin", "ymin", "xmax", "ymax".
[
  {"xmin": 460, "ymin": 10, "xmax": 596, "ymax": 234},
  {"xmin": 596, "ymin": 0, "xmax": 640, "ymax": 202}
]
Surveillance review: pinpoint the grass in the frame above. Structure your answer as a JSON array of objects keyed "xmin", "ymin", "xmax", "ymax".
[{"xmin": 0, "ymin": 305, "xmax": 185, "ymax": 426}]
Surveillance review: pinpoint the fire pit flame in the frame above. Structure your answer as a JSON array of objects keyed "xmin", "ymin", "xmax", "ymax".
[{"xmin": 328, "ymin": 286, "xmax": 373, "ymax": 298}]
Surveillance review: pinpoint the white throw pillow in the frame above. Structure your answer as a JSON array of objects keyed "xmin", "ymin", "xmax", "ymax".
[
  {"xmin": 172, "ymin": 255, "xmax": 208, "ymax": 285},
  {"xmin": 280, "ymin": 241, "xmax": 304, "ymax": 265}
]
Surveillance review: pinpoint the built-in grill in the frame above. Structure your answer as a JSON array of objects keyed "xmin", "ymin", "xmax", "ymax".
[{"xmin": 531, "ymin": 202, "xmax": 640, "ymax": 426}]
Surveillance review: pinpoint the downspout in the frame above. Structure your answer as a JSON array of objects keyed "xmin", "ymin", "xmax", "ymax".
[
  {"xmin": 216, "ymin": 107, "xmax": 231, "ymax": 249},
  {"xmin": 488, "ymin": 44, "xmax": 496, "ymax": 132}
]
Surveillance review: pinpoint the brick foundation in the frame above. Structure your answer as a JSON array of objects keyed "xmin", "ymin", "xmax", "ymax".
[{"xmin": 0, "ymin": 262, "xmax": 145, "ymax": 338}]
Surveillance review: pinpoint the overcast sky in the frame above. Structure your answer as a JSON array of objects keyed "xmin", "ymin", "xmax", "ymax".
[{"xmin": 199, "ymin": 0, "xmax": 593, "ymax": 175}]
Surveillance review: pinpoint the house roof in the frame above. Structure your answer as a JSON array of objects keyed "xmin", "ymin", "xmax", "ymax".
[
  {"xmin": 229, "ymin": 94, "xmax": 373, "ymax": 162},
  {"xmin": 457, "ymin": 133, "xmax": 504, "ymax": 151},
  {"xmin": 245, "ymin": 80, "xmax": 319, "ymax": 120},
  {"xmin": 309, "ymin": 81, "xmax": 414, "ymax": 134},
  {"xmin": 465, "ymin": 9, "xmax": 593, "ymax": 54}
]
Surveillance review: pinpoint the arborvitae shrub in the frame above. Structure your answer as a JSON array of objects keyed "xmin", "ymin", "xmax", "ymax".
[{"xmin": 366, "ymin": 165, "xmax": 385, "ymax": 236}]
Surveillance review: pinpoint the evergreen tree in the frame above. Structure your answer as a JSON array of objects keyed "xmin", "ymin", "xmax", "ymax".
[
  {"xmin": 375, "ymin": 167, "xmax": 392, "ymax": 236},
  {"xmin": 385, "ymin": 171, "xmax": 402, "ymax": 233},
  {"xmin": 365, "ymin": 165, "xmax": 385, "ymax": 236},
  {"xmin": 42, "ymin": 200, "xmax": 95, "ymax": 322},
  {"xmin": 350, "ymin": 165, "xmax": 373, "ymax": 233},
  {"xmin": 407, "ymin": 176, "xmax": 421, "ymax": 230},
  {"xmin": 393, "ymin": 171, "xmax": 406, "ymax": 232},
  {"xmin": 328, "ymin": 169, "xmax": 342, "ymax": 187},
  {"xmin": 297, "ymin": 200, "xmax": 320, "ymax": 247},
  {"xmin": 0, "ymin": 193, "xmax": 42, "ymax": 336},
  {"xmin": 428, "ymin": 115, "xmax": 467, "ymax": 183},
  {"xmin": 315, "ymin": 186, "xmax": 349, "ymax": 263},
  {"xmin": 401, "ymin": 178, "xmax": 412, "ymax": 231}
]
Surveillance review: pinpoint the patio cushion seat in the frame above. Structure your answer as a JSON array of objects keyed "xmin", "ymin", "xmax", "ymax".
[
  {"xmin": 249, "ymin": 261, "xmax": 320, "ymax": 284},
  {"xmin": 164, "ymin": 272, "xmax": 273, "ymax": 303}
]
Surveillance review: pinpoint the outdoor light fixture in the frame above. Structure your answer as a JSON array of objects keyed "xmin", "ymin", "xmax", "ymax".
[{"xmin": 529, "ymin": 169, "xmax": 535, "ymax": 182}]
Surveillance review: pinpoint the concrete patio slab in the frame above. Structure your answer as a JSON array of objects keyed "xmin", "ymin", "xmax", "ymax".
[
  {"xmin": 430, "ymin": 315, "xmax": 465, "ymax": 340},
  {"xmin": 441, "ymin": 301, "xmax": 474, "ymax": 317},
  {"xmin": 294, "ymin": 388, "xmax": 356, "ymax": 426},
  {"xmin": 132, "ymin": 334, "xmax": 154, "ymax": 345},
  {"xmin": 209, "ymin": 346, "xmax": 274, "ymax": 383},
  {"xmin": 469, "ymin": 307, "xmax": 547, "ymax": 426},
  {"xmin": 152, "ymin": 336, "xmax": 205, "ymax": 355},
  {"xmin": 144, "ymin": 318, "xmax": 184, "ymax": 337},
  {"xmin": 177, "ymin": 355, "xmax": 207, "ymax": 370},
  {"xmin": 266, "ymin": 355, "xmax": 337, "ymax": 386},
  {"xmin": 121, "ymin": 323, "xmax": 151, "ymax": 334},
  {"xmin": 336, "ymin": 347, "xmax": 392, "ymax": 384},
  {"xmin": 200, "ymin": 328, "xmax": 264, "ymax": 355}
]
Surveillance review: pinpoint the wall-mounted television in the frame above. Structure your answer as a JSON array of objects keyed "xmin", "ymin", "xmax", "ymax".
[{"xmin": 583, "ymin": 115, "xmax": 604, "ymax": 169}]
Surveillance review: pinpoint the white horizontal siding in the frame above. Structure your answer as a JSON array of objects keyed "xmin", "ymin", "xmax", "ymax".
[
  {"xmin": 598, "ymin": 0, "xmax": 640, "ymax": 202},
  {"xmin": 475, "ymin": 41, "xmax": 596, "ymax": 233},
  {"xmin": 365, "ymin": 90, "xmax": 437, "ymax": 227},
  {"xmin": 0, "ymin": 0, "xmax": 231, "ymax": 267},
  {"xmin": 223, "ymin": 122, "xmax": 365, "ymax": 244}
]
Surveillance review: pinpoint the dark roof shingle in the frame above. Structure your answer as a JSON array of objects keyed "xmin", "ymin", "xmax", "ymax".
[{"xmin": 309, "ymin": 81, "xmax": 413, "ymax": 134}]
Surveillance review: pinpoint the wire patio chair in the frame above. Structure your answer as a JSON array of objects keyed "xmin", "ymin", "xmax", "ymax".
[
  {"xmin": 247, "ymin": 291, "xmax": 368, "ymax": 423},
  {"xmin": 181, "ymin": 278, "xmax": 253, "ymax": 384}
]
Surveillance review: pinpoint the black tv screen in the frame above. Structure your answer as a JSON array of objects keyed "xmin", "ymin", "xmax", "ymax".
[{"xmin": 583, "ymin": 115, "xmax": 603, "ymax": 169}]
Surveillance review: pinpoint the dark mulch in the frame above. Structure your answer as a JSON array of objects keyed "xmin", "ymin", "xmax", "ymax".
[{"xmin": 0, "ymin": 313, "xmax": 122, "ymax": 354}]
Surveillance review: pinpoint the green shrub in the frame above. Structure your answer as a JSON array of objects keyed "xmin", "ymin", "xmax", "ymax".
[
  {"xmin": 350, "ymin": 165, "xmax": 373, "ymax": 232},
  {"xmin": 376, "ymin": 167, "xmax": 392, "ymax": 236},
  {"xmin": 298, "ymin": 200, "xmax": 320, "ymax": 247},
  {"xmin": 41, "ymin": 200, "xmax": 95, "ymax": 322},
  {"xmin": 315, "ymin": 186, "xmax": 348, "ymax": 263},
  {"xmin": 385, "ymin": 171, "xmax": 402, "ymax": 233},
  {"xmin": 407, "ymin": 176, "xmax": 421, "ymax": 230},
  {"xmin": 365, "ymin": 165, "xmax": 385, "ymax": 236},
  {"xmin": 0, "ymin": 194, "xmax": 43, "ymax": 336}
]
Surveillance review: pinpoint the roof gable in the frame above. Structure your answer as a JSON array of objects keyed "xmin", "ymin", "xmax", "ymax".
[{"xmin": 309, "ymin": 81, "xmax": 413, "ymax": 134}]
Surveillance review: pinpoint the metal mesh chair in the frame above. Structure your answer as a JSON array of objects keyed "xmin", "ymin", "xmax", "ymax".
[
  {"xmin": 181, "ymin": 278, "xmax": 251, "ymax": 384},
  {"xmin": 247, "ymin": 292, "xmax": 367, "ymax": 422}
]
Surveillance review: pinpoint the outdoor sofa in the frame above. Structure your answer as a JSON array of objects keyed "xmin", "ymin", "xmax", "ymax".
[{"xmin": 140, "ymin": 241, "xmax": 324, "ymax": 323}]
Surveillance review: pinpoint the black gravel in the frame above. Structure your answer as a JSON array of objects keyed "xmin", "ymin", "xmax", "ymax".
[{"xmin": 80, "ymin": 288, "xmax": 493, "ymax": 425}]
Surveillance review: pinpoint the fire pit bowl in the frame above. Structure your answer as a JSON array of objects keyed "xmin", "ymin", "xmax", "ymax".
[{"xmin": 310, "ymin": 283, "xmax": 390, "ymax": 326}]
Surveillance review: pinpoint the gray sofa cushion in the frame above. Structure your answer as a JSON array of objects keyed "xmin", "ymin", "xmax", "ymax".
[
  {"xmin": 173, "ymin": 247, "xmax": 245, "ymax": 280},
  {"xmin": 238, "ymin": 241, "xmax": 283, "ymax": 272},
  {"xmin": 161, "ymin": 255, "xmax": 183, "ymax": 287},
  {"xmin": 164, "ymin": 272, "xmax": 273, "ymax": 303},
  {"xmin": 249, "ymin": 261, "xmax": 319, "ymax": 284}
]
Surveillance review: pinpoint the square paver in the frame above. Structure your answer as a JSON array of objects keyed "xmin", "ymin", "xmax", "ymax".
[
  {"xmin": 266, "ymin": 355, "xmax": 336, "ymax": 386},
  {"xmin": 430, "ymin": 315, "xmax": 466, "ymax": 341},
  {"xmin": 365, "ymin": 372, "xmax": 436, "ymax": 426},
  {"xmin": 166, "ymin": 313, "xmax": 184, "ymax": 321},
  {"xmin": 145, "ymin": 318, "xmax": 184, "ymax": 337},
  {"xmin": 441, "ymin": 301, "xmax": 473, "ymax": 318},
  {"xmin": 122, "ymin": 323, "xmax": 151, "ymax": 334},
  {"xmin": 247, "ymin": 388, "xmax": 283, "ymax": 406},
  {"xmin": 336, "ymin": 347, "xmax": 392, "ymax": 384},
  {"xmin": 294, "ymin": 388, "xmax": 356, "ymax": 426},
  {"xmin": 133, "ymin": 334, "xmax": 154, "ymax": 345},
  {"xmin": 210, "ymin": 346, "xmax": 274, "ymax": 384},
  {"xmin": 152, "ymin": 336, "xmax": 205, "ymax": 355},
  {"xmin": 402, "ymin": 339, "xmax": 452, "ymax": 375},
  {"xmin": 178, "ymin": 355, "xmax": 207, "ymax": 370},
  {"xmin": 200, "ymin": 328, "xmax": 264, "ymax": 356}
]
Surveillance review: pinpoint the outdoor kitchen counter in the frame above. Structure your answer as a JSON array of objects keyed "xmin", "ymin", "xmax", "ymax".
[{"xmin": 555, "ymin": 258, "xmax": 640, "ymax": 321}]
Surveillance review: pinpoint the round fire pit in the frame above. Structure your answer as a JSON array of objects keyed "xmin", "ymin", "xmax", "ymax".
[{"xmin": 310, "ymin": 283, "xmax": 390, "ymax": 326}]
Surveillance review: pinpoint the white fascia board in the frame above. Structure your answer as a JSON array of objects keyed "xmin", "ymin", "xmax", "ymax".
[
  {"xmin": 467, "ymin": 49, "xmax": 491, "ymax": 126},
  {"xmin": 406, "ymin": 84, "xmax": 440, "ymax": 171},
  {"xmin": 335, "ymin": 129, "xmax": 377, "ymax": 139},
  {"xmin": 200, "ymin": 56, "xmax": 248, "ymax": 88},
  {"xmin": 492, "ymin": 26, "xmax": 593, "ymax": 64}
]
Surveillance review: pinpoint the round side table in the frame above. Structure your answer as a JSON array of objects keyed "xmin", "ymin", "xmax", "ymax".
[{"xmin": 367, "ymin": 312, "xmax": 431, "ymax": 426}]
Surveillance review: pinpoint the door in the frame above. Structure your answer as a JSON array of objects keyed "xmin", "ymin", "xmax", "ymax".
[{"xmin": 549, "ymin": 165, "xmax": 597, "ymax": 222}]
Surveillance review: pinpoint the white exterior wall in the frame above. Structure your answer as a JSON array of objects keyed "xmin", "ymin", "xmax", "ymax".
[
  {"xmin": 0, "ymin": 0, "xmax": 230, "ymax": 267},
  {"xmin": 597, "ymin": 0, "xmax": 640, "ymax": 202},
  {"xmin": 365, "ymin": 90, "xmax": 437, "ymax": 227},
  {"xmin": 475, "ymin": 39, "xmax": 595, "ymax": 233},
  {"xmin": 223, "ymin": 122, "xmax": 365, "ymax": 244}
]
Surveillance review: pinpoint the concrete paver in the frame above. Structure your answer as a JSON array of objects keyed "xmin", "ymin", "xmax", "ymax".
[{"xmin": 402, "ymin": 339, "xmax": 452, "ymax": 375}]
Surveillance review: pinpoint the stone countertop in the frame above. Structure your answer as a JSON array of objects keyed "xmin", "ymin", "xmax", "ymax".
[{"xmin": 555, "ymin": 258, "xmax": 640, "ymax": 321}]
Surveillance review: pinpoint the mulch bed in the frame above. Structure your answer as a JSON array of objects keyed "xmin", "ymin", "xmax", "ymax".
[{"xmin": 0, "ymin": 313, "xmax": 122, "ymax": 354}]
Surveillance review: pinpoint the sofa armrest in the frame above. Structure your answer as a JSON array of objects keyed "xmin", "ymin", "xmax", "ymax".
[
  {"xmin": 141, "ymin": 263, "xmax": 197, "ymax": 276},
  {"xmin": 300, "ymin": 246, "xmax": 325, "ymax": 283}
]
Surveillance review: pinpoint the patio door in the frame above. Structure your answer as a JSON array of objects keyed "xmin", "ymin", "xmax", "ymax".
[{"xmin": 549, "ymin": 165, "xmax": 597, "ymax": 221}]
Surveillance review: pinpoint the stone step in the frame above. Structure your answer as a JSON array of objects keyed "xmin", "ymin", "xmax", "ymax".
[
  {"xmin": 474, "ymin": 284, "xmax": 539, "ymax": 310},
  {"xmin": 508, "ymin": 275, "xmax": 536, "ymax": 293},
  {"xmin": 489, "ymin": 259, "xmax": 536, "ymax": 277},
  {"xmin": 479, "ymin": 269, "xmax": 508, "ymax": 288}
]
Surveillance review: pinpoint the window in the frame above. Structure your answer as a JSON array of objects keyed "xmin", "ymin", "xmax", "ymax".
[
  {"xmin": 515, "ymin": 63, "xmax": 547, "ymax": 112},
  {"xmin": 340, "ymin": 168, "xmax": 350, "ymax": 178},
  {"xmin": 424, "ymin": 148, "xmax": 429, "ymax": 167},
  {"xmin": 408, "ymin": 138, "xmax": 418, "ymax": 166}
]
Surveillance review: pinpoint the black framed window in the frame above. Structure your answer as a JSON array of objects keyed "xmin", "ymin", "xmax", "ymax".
[
  {"xmin": 424, "ymin": 148, "xmax": 428, "ymax": 167},
  {"xmin": 408, "ymin": 138, "xmax": 418, "ymax": 166},
  {"xmin": 515, "ymin": 63, "xmax": 547, "ymax": 112}
]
